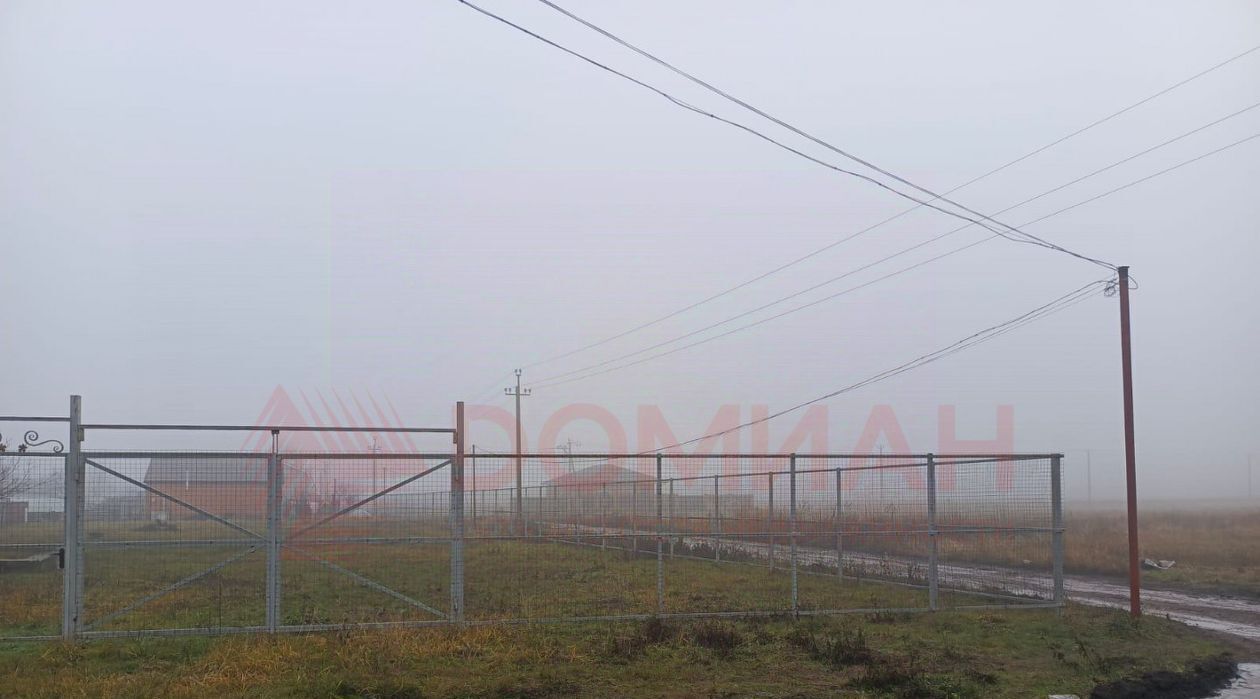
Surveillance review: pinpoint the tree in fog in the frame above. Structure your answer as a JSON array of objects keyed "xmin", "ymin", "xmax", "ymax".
[
  {"xmin": 0, "ymin": 446, "xmax": 57, "ymax": 502},
  {"xmin": 0, "ymin": 456, "xmax": 36, "ymax": 501}
]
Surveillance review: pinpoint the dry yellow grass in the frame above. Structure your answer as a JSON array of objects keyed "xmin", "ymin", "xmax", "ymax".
[{"xmin": 1067, "ymin": 505, "xmax": 1260, "ymax": 595}]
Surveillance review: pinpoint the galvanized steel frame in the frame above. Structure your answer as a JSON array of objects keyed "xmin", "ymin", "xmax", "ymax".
[{"xmin": 1, "ymin": 397, "xmax": 1064, "ymax": 640}]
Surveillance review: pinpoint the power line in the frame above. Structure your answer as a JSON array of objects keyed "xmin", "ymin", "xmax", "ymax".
[
  {"xmin": 533, "ymin": 128, "xmax": 1260, "ymax": 389},
  {"xmin": 509, "ymin": 25, "xmax": 1259, "ymax": 372},
  {"xmin": 520, "ymin": 0, "xmax": 1118, "ymax": 269},
  {"xmin": 454, "ymin": 0, "xmax": 1111, "ymax": 267},
  {"xmin": 470, "ymin": 371, "xmax": 518, "ymax": 404},
  {"xmin": 1005, "ymin": 130, "xmax": 1260, "ymax": 225},
  {"xmin": 571, "ymin": 278, "xmax": 1109, "ymax": 464},
  {"xmin": 543, "ymin": 0, "xmax": 1260, "ymax": 208},
  {"xmin": 533, "ymin": 237, "xmax": 991, "ymax": 389},
  {"xmin": 531, "ymin": 103, "xmax": 1260, "ymax": 385}
]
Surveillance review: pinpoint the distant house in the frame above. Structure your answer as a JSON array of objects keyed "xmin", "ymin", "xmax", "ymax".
[
  {"xmin": 543, "ymin": 464, "xmax": 655, "ymax": 499},
  {"xmin": 0, "ymin": 501, "xmax": 28, "ymax": 524},
  {"xmin": 142, "ymin": 457, "xmax": 269, "ymax": 520}
]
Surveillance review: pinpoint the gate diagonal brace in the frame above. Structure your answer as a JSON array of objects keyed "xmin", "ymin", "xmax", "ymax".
[
  {"xmin": 84, "ymin": 546, "xmax": 259, "ymax": 631},
  {"xmin": 288, "ymin": 545, "xmax": 447, "ymax": 619},
  {"xmin": 86, "ymin": 459, "xmax": 265, "ymax": 542},
  {"xmin": 287, "ymin": 459, "xmax": 451, "ymax": 541}
]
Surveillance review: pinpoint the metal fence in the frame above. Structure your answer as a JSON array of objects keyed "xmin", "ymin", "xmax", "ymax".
[
  {"xmin": 0, "ymin": 398, "xmax": 1064, "ymax": 640},
  {"xmin": 465, "ymin": 452, "xmax": 1063, "ymax": 622}
]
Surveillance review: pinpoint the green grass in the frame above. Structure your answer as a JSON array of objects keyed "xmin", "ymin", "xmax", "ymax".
[
  {"xmin": 4, "ymin": 527, "xmax": 1001, "ymax": 637},
  {"xmin": 0, "ymin": 606, "xmax": 1232, "ymax": 698},
  {"xmin": 0, "ymin": 530, "xmax": 1238, "ymax": 697}
]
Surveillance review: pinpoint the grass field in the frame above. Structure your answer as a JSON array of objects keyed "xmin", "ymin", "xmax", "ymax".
[
  {"xmin": 1067, "ymin": 504, "xmax": 1260, "ymax": 598},
  {"xmin": 1, "ymin": 534, "xmax": 1027, "ymax": 638},
  {"xmin": 0, "ymin": 603, "xmax": 1233, "ymax": 698},
  {"xmin": 0, "ymin": 526, "xmax": 1242, "ymax": 697}
]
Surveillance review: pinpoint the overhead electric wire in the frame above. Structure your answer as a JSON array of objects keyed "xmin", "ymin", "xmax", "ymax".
[
  {"xmin": 537, "ymin": 0, "xmax": 1260, "ymax": 226},
  {"xmin": 469, "ymin": 370, "xmax": 518, "ymax": 404},
  {"xmin": 530, "ymin": 101, "xmax": 1260, "ymax": 385},
  {"xmin": 514, "ymin": 0, "xmax": 1118, "ymax": 270},
  {"xmin": 569, "ymin": 278, "xmax": 1109, "ymax": 465},
  {"xmin": 454, "ymin": 0, "xmax": 1111, "ymax": 267},
  {"xmin": 533, "ymin": 128, "xmax": 1260, "ymax": 389},
  {"xmin": 507, "ymin": 23, "xmax": 1259, "ymax": 372},
  {"xmin": 455, "ymin": 0, "xmax": 1259, "ymax": 417},
  {"xmin": 532, "ymin": 237, "xmax": 991, "ymax": 389}
]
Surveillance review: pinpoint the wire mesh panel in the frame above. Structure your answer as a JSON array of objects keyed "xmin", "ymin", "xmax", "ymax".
[
  {"xmin": 279, "ymin": 454, "xmax": 452, "ymax": 628},
  {"xmin": 659, "ymin": 457, "xmax": 791, "ymax": 615},
  {"xmin": 0, "ymin": 453, "xmax": 64, "ymax": 638},
  {"xmin": 0, "ymin": 443, "xmax": 1063, "ymax": 637},
  {"xmin": 460, "ymin": 453, "xmax": 1062, "ymax": 623},
  {"xmin": 81, "ymin": 452, "xmax": 270, "ymax": 634},
  {"xmin": 935, "ymin": 456, "xmax": 1056, "ymax": 606},
  {"xmin": 463, "ymin": 455, "xmax": 661, "ymax": 621}
]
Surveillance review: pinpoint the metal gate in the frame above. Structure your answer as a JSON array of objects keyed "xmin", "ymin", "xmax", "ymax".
[{"xmin": 0, "ymin": 396, "xmax": 465, "ymax": 639}]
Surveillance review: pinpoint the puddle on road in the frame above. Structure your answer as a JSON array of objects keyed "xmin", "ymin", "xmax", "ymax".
[{"xmin": 1210, "ymin": 663, "xmax": 1259, "ymax": 698}]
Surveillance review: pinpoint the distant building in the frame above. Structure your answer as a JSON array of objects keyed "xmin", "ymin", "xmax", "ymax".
[
  {"xmin": 142, "ymin": 457, "xmax": 269, "ymax": 520},
  {"xmin": 26, "ymin": 510, "xmax": 62, "ymax": 524},
  {"xmin": 543, "ymin": 463, "xmax": 655, "ymax": 499},
  {"xmin": 0, "ymin": 501, "xmax": 28, "ymax": 524}
]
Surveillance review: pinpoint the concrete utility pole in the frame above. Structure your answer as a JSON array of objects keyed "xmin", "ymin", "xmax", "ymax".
[
  {"xmin": 505, "ymin": 369, "xmax": 531, "ymax": 535},
  {"xmin": 1116, "ymin": 265, "xmax": 1141, "ymax": 618}
]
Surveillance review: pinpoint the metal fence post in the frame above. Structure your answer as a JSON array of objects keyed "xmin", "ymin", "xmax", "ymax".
[
  {"xmin": 789, "ymin": 454, "xmax": 798, "ymax": 615},
  {"xmin": 450, "ymin": 402, "xmax": 466, "ymax": 623},
  {"xmin": 1052, "ymin": 454, "xmax": 1065, "ymax": 612},
  {"xmin": 61, "ymin": 395, "xmax": 83, "ymax": 640},
  {"xmin": 835, "ymin": 466, "xmax": 843, "ymax": 579},
  {"xmin": 668, "ymin": 479, "xmax": 675, "ymax": 559},
  {"xmin": 656, "ymin": 454, "xmax": 664, "ymax": 614},
  {"xmin": 713, "ymin": 475, "xmax": 721, "ymax": 562},
  {"xmin": 927, "ymin": 453, "xmax": 939, "ymax": 612},
  {"xmin": 767, "ymin": 471, "xmax": 775, "ymax": 571},
  {"xmin": 631, "ymin": 478, "xmax": 638, "ymax": 554},
  {"xmin": 265, "ymin": 431, "xmax": 282, "ymax": 631}
]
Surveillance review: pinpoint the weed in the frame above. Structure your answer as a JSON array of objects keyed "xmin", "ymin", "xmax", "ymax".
[
  {"xmin": 788, "ymin": 625, "xmax": 875, "ymax": 668},
  {"xmin": 688, "ymin": 620, "xmax": 743, "ymax": 654},
  {"xmin": 601, "ymin": 618, "xmax": 677, "ymax": 660}
]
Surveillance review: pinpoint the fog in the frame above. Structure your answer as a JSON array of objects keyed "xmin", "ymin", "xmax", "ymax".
[{"xmin": 1, "ymin": 1, "xmax": 1257, "ymax": 501}]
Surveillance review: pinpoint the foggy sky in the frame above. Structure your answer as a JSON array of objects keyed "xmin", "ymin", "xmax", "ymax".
[{"xmin": 2, "ymin": 1, "xmax": 1258, "ymax": 500}]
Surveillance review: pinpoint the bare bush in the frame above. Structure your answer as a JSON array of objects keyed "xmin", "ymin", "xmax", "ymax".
[{"xmin": 0, "ymin": 456, "xmax": 39, "ymax": 502}]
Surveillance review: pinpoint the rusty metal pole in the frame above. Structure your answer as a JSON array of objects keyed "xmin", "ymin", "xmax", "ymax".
[{"xmin": 1118, "ymin": 265, "xmax": 1141, "ymax": 618}]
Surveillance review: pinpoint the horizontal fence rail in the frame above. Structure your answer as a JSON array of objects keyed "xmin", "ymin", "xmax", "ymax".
[{"xmin": 1, "ymin": 447, "xmax": 1064, "ymax": 639}]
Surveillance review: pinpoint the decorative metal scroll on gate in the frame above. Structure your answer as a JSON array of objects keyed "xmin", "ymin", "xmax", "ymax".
[{"xmin": 0, "ymin": 430, "xmax": 65, "ymax": 453}]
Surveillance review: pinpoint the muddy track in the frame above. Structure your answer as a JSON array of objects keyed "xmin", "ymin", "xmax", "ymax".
[{"xmin": 1065, "ymin": 575, "xmax": 1260, "ymax": 644}]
